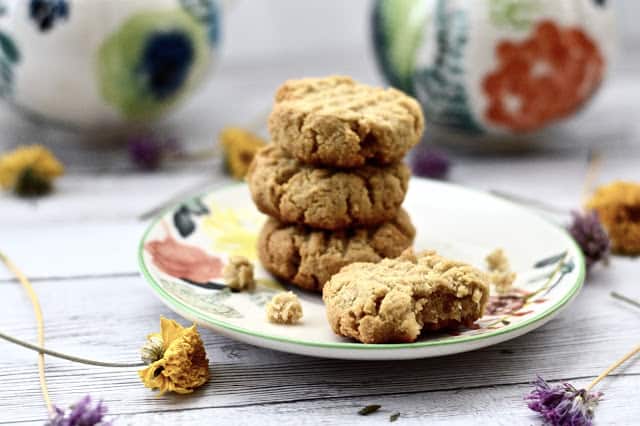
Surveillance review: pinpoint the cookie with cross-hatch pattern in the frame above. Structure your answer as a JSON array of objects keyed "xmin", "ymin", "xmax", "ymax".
[
  {"xmin": 268, "ymin": 76, "xmax": 425, "ymax": 168},
  {"xmin": 257, "ymin": 209, "xmax": 415, "ymax": 292},
  {"xmin": 247, "ymin": 144, "xmax": 410, "ymax": 230}
]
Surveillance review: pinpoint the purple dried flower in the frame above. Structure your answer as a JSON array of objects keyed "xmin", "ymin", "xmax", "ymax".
[
  {"xmin": 526, "ymin": 376, "xmax": 602, "ymax": 426},
  {"xmin": 567, "ymin": 210, "xmax": 610, "ymax": 269},
  {"xmin": 128, "ymin": 134, "xmax": 180, "ymax": 171},
  {"xmin": 410, "ymin": 146, "xmax": 450, "ymax": 179},
  {"xmin": 46, "ymin": 395, "xmax": 111, "ymax": 426},
  {"xmin": 128, "ymin": 135, "xmax": 162, "ymax": 171}
]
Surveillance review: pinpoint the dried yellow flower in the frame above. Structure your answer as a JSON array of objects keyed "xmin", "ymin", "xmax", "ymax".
[
  {"xmin": 0, "ymin": 145, "xmax": 64, "ymax": 196},
  {"xmin": 219, "ymin": 127, "xmax": 267, "ymax": 180},
  {"xmin": 139, "ymin": 317, "xmax": 209, "ymax": 395},
  {"xmin": 223, "ymin": 255, "xmax": 256, "ymax": 291},
  {"xmin": 140, "ymin": 335, "xmax": 164, "ymax": 365},
  {"xmin": 587, "ymin": 181, "xmax": 640, "ymax": 255},
  {"xmin": 486, "ymin": 248, "xmax": 516, "ymax": 294},
  {"xmin": 266, "ymin": 291, "xmax": 303, "ymax": 325}
]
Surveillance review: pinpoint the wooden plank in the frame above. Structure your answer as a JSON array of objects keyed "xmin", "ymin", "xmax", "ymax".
[
  {"xmin": 1, "ymin": 257, "xmax": 638, "ymax": 422},
  {"xmin": 6, "ymin": 375, "xmax": 640, "ymax": 425},
  {"xmin": 0, "ymin": 221, "xmax": 145, "ymax": 281},
  {"xmin": 0, "ymin": 172, "xmax": 229, "ymax": 226},
  {"xmin": 90, "ymin": 375, "xmax": 640, "ymax": 425}
]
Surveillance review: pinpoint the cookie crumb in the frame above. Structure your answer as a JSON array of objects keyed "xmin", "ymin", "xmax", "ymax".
[
  {"xmin": 223, "ymin": 256, "xmax": 256, "ymax": 291},
  {"xmin": 266, "ymin": 291, "xmax": 303, "ymax": 324},
  {"xmin": 486, "ymin": 248, "xmax": 516, "ymax": 294}
]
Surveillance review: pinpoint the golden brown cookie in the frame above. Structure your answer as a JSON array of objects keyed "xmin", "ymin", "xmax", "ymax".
[
  {"xmin": 322, "ymin": 250, "xmax": 490, "ymax": 344},
  {"xmin": 247, "ymin": 145, "xmax": 410, "ymax": 230},
  {"xmin": 268, "ymin": 76, "xmax": 424, "ymax": 168},
  {"xmin": 257, "ymin": 209, "xmax": 415, "ymax": 292}
]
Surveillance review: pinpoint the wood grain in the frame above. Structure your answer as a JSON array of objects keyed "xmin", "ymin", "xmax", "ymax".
[{"xmin": 1, "ymin": 258, "xmax": 638, "ymax": 423}]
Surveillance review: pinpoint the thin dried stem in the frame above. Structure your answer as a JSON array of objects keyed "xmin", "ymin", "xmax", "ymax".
[
  {"xmin": 0, "ymin": 330, "xmax": 144, "ymax": 368},
  {"xmin": 581, "ymin": 148, "xmax": 603, "ymax": 205},
  {"xmin": 0, "ymin": 251, "xmax": 51, "ymax": 412},
  {"xmin": 585, "ymin": 343, "xmax": 640, "ymax": 391},
  {"xmin": 611, "ymin": 291, "xmax": 640, "ymax": 309}
]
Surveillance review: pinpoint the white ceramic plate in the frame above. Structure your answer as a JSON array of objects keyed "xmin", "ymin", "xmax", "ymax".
[{"xmin": 138, "ymin": 179, "xmax": 585, "ymax": 360}]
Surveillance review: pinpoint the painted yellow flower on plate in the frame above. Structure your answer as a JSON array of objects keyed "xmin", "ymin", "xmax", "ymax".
[
  {"xmin": 201, "ymin": 203, "xmax": 264, "ymax": 260},
  {"xmin": 139, "ymin": 317, "xmax": 209, "ymax": 394}
]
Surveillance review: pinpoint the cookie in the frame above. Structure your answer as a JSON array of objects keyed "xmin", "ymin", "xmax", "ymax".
[
  {"xmin": 268, "ymin": 76, "xmax": 424, "ymax": 168},
  {"xmin": 322, "ymin": 250, "xmax": 490, "ymax": 344},
  {"xmin": 247, "ymin": 145, "xmax": 410, "ymax": 230},
  {"xmin": 257, "ymin": 209, "xmax": 415, "ymax": 292}
]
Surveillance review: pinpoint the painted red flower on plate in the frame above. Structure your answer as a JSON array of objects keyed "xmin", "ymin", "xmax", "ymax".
[
  {"xmin": 145, "ymin": 224, "xmax": 223, "ymax": 284},
  {"xmin": 483, "ymin": 20, "xmax": 604, "ymax": 132}
]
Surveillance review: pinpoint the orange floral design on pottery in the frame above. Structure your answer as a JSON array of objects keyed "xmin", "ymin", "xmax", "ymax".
[{"xmin": 483, "ymin": 20, "xmax": 604, "ymax": 132}]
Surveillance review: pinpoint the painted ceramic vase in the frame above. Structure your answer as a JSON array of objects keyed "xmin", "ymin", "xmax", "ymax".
[
  {"xmin": 373, "ymin": 0, "xmax": 616, "ymax": 143},
  {"xmin": 0, "ymin": 0, "xmax": 221, "ymax": 130}
]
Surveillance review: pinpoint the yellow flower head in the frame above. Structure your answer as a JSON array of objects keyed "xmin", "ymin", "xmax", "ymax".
[
  {"xmin": 0, "ymin": 145, "xmax": 64, "ymax": 196},
  {"xmin": 139, "ymin": 317, "xmax": 209, "ymax": 395},
  {"xmin": 587, "ymin": 181, "xmax": 640, "ymax": 255},
  {"xmin": 219, "ymin": 127, "xmax": 267, "ymax": 180}
]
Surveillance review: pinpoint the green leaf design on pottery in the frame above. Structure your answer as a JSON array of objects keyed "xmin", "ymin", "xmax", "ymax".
[
  {"xmin": 96, "ymin": 9, "xmax": 210, "ymax": 121},
  {"xmin": 489, "ymin": 0, "xmax": 540, "ymax": 31},
  {"xmin": 372, "ymin": 0, "xmax": 429, "ymax": 94},
  {"xmin": 183, "ymin": 198, "xmax": 209, "ymax": 215},
  {"xmin": 159, "ymin": 279, "xmax": 243, "ymax": 319},
  {"xmin": 249, "ymin": 291, "xmax": 276, "ymax": 308},
  {"xmin": 173, "ymin": 206, "xmax": 197, "ymax": 238},
  {"xmin": 0, "ymin": 59, "xmax": 11, "ymax": 81},
  {"xmin": 248, "ymin": 283, "xmax": 288, "ymax": 307},
  {"xmin": 413, "ymin": 0, "xmax": 482, "ymax": 133},
  {"xmin": 534, "ymin": 252, "xmax": 568, "ymax": 268},
  {"xmin": 0, "ymin": 29, "xmax": 19, "ymax": 98},
  {"xmin": 0, "ymin": 33, "xmax": 19, "ymax": 63},
  {"xmin": 172, "ymin": 197, "xmax": 210, "ymax": 238}
]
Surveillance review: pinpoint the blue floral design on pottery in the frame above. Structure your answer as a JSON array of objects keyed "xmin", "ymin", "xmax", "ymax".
[
  {"xmin": 97, "ymin": 8, "xmax": 212, "ymax": 121},
  {"xmin": 0, "ymin": 3, "xmax": 20, "ymax": 98},
  {"xmin": 30, "ymin": 0, "xmax": 69, "ymax": 32},
  {"xmin": 140, "ymin": 31, "xmax": 195, "ymax": 100},
  {"xmin": 180, "ymin": 0, "xmax": 221, "ymax": 45}
]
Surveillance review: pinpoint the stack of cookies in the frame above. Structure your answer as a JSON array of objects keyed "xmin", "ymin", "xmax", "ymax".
[{"xmin": 247, "ymin": 76, "xmax": 425, "ymax": 292}]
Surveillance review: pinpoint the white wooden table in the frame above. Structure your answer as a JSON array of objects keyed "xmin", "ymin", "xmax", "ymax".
[{"xmin": 1, "ymin": 49, "xmax": 640, "ymax": 425}]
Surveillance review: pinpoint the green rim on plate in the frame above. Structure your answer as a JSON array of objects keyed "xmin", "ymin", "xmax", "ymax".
[{"xmin": 138, "ymin": 181, "xmax": 586, "ymax": 351}]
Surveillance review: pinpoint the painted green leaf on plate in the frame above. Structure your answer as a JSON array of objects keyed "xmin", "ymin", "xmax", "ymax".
[{"xmin": 0, "ymin": 33, "xmax": 19, "ymax": 63}]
